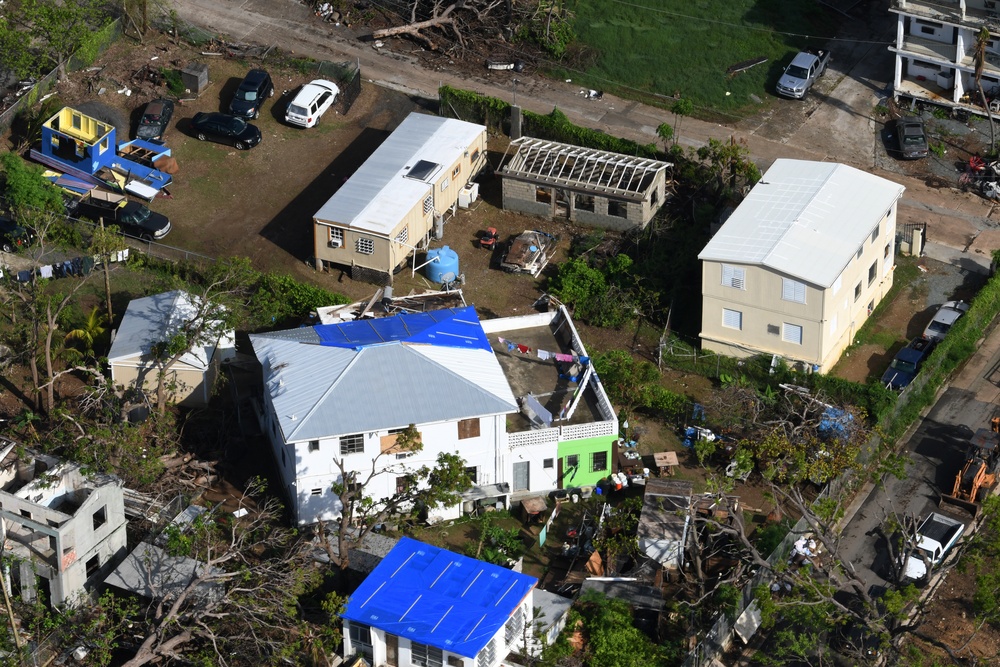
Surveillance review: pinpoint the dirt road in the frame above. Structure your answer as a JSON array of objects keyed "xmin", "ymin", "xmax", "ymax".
[{"xmin": 167, "ymin": 0, "xmax": 997, "ymax": 255}]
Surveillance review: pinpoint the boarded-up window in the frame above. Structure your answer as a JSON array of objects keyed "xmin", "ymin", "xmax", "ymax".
[
  {"xmin": 380, "ymin": 427, "xmax": 410, "ymax": 455},
  {"xmin": 458, "ymin": 418, "xmax": 480, "ymax": 439}
]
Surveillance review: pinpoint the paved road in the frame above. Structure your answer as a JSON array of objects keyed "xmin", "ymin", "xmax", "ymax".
[{"xmin": 838, "ymin": 321, "xmax": 1000, "ymax": 590}]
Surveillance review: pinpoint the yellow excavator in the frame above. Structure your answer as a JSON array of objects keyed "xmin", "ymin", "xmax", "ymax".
[{"xmin": 940, "ymin": 420, "xmax": 1000, "ymax": 518}]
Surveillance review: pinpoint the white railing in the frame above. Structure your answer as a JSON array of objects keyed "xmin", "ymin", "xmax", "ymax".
[
  {"xmin": 560, "ymin": 420, "xmax": 615, "ymax": 441},
  {"xmin": 508, "ymin": 428, "xmax": 559, "ymax": 448}
]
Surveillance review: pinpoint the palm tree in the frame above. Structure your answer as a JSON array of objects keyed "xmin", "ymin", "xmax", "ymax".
[
  {"xmin": 64, "ymin": 306, "xmax": 107, "ymax": 358},
  {"xmin": 975, "ymin": 27, "xmax": 995, "ymax": 150}
]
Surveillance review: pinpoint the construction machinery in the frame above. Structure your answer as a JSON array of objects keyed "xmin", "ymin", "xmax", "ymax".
[{"xmin": 940, "ymin": 424, "xmax": 1000, "ymax": 517}]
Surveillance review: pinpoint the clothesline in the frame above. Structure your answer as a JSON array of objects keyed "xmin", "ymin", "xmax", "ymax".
[{"xmin": 496, "ymin": 336, "xmax": 590, "ymax": 365}]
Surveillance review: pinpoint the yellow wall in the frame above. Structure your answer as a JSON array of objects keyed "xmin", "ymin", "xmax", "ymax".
[
  {"xmin": 47, "ymin": 107, "xmax": 113, "ymax": 145},
  {"xmin": 111, "ymin": 360, "xmax": 214, "ymax": 407},
  {"xmin": 700, "ymin": 205, "xmax": 897, "ymax": 372}
]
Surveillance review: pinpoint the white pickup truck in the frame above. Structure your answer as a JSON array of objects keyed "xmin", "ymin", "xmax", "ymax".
[
  {"xmin": 903, "ymin": 512, "xmax": 965, "ymax": 583},
  {"xmin": 776, "ymin": 49, "xmax": 830, "ymax": 99}
]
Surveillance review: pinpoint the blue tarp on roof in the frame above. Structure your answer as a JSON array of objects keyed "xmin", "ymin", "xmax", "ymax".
[
  {"xmin": 313, "ymin": 306, "xmax": 490, "ymax": 351},
  {"xmin": 342, "ymin": 537, "xmax": 537, "ymax": 658}
]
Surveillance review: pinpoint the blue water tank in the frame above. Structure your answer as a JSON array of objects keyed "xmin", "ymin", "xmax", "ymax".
[{"xmin": 426, "ymin": 246, "xmax": 460, "ymax": 283}]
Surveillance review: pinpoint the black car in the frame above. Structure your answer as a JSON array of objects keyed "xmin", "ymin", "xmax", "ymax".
[
  {"xmin": 190, "ymin": 112, "xmax": 262, "ymax": 150},
  {"xmin": 228, "ymin": 69, "xmax": 274, "ymax": 119},
  {"xmin": 894, "ymin": 117, "xmax": 929, "ymax": 159},
  {"xmin": 73, "ymin": 197, "xmax": 171, "ymax": 241},
  {"xmin": 0, "ymin": 216, "xmax": 35, "ymax": 253},
  {"xmin": 135, "ymin": 98, "xmax": 175, "ymax": 141}
]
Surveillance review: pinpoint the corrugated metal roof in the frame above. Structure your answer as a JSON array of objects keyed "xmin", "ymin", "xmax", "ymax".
[
  {"xmin": 342, "ymin": 537, "xmax": 537, "ymax": 658},
  {"xmin": 697, "ymin": 160, "xmax": 905, "ymax": 288},
  {"xmin": 313, "ymin": 113, "xmax": 486, "ymax": 237},
  {"xmin": 108, "ymin": 290, "xmax": 223, "ymax": 369},
  {"xmin": 250, "ymin": 309, "xmax": 517, "ymax": 442}
]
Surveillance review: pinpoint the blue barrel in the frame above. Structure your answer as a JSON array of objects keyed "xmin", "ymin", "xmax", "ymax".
[{"xmin": 426, "ymin": 246, "xmax": 460, "ymax": 283}]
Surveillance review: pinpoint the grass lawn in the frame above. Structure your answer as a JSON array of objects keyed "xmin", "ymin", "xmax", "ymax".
[{"xmin": 558, "ymin": 0, "xmax": 838, "ymax": 118}]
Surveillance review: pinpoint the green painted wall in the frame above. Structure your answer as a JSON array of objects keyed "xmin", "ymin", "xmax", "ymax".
[{"xmin": 557, "ymin": 435, "xmax": 615, "ymax": 488}]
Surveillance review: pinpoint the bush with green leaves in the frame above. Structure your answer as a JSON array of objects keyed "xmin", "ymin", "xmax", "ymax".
[{"xmin": 0, "ymin": 152, "xmax": 65, "ymax": 214}]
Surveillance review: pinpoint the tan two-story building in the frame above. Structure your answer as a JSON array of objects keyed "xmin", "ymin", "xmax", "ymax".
[
  {"xmin": 312, "ymin": 112, "xmax": 488, "ymax": 285},
  {"xmin": 698, "ymin": 159, "xmax": 905, "ymax": 373}
]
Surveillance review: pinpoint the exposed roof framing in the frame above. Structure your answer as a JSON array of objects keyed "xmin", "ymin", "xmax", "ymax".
[{"xmin": 499, "ymin": 137, "xmax": 671, "ymax": 200}]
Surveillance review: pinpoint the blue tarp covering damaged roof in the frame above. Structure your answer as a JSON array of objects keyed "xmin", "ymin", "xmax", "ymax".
[
  {"xmin": 342, "ymin": 537, "xmax": 537, "ymax": 658},
  {"xmin": 314, "ymin": 305, "xmax": 490, "ymax": 351}
]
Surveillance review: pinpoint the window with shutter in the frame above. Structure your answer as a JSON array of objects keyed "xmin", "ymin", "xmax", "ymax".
[
  {"xmin": 722, "ymin": 308, "xmax": 742, "ymax": 330},
  {"xmin": 781, "ymin": 278, "xmax": 806, "ymax": 304},
  {"xmin": 782, "ymin": 323, "xmax": 803, "ymax": 345},
  {"xmin": 721, "ymin": 265, "xmax": 745, "ymax": 289}
]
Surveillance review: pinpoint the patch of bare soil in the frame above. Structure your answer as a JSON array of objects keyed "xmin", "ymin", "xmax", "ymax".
[
  {"xmin": 832, "ymin": 269, "xmax": 930, "ymax": 384},
  {"xmin": 909, "ymin": 567, "xmax": 1000, "ymax": 663}
]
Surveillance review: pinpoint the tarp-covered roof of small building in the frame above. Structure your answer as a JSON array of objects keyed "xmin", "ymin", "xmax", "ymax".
[{"xmin": 342, "ymin": 536, "xmax": 537, "ymax": 658}]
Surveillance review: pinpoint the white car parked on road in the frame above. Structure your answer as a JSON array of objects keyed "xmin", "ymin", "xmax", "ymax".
[{"xmin": 285, "ymin": 79, "xmax": 340, "ymax": 128}]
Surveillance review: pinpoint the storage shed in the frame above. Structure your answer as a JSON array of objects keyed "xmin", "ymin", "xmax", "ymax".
[
  {"xmin": 312, "ymin": 112, "xmax": 488, "ymax": 285},
  {"xmin": 108, "ymin": 290, "xmax": 235, "ymax": 407},
  {"xmin": 497, "ymin": 137, "xmax": 672, "ymax": 230}
]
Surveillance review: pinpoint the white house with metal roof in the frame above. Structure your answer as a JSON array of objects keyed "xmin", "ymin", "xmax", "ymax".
[
  {"xmin": 108, "ymin": 290, "xmax": 236, "ymax": 407},
  {"xmin": 312, "ymin": 112, "xmax": 488, "ymax": 285},
  {"xmin": 250, "ymin": 306, "xmax": 520, "ymax": 525},
  {"xmin": 698, "ymin": 159, "xmax": 905, "ymax": 373},
  {"xmin": 498, "ymin": 137, "xmax": 672, "ymax": 230}
]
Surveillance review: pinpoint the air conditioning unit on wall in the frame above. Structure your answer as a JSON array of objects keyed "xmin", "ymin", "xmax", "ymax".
[{"xmin": 328, "ymin": 238, "xmax": 343, "ymax": 248}]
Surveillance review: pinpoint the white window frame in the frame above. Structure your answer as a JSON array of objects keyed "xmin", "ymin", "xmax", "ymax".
[
  {"xmin": 722, "ymin": 308, "xmax": 743, "ymax": 330},
  {"xmin": 721, "ymin": 264, "xmax": 745, "ymax": 289},
  {"xmin": 871, "ymin": 222, "xmax": 880, "ymax": 244},
  {"xmin": 413, "ymin": 642, "xmax": 443, "ymax": 667},
  {"xmin": 781, "ymin": 278, "xmax": 806, "ymax": 304},
  {"xmin": 396, "ymin": 226, "xmax": 408, "ymax": 245},
  {"xmin": 477, "ymin": 638, "xmax": 496, "ymax": 667},
  {"xmin": 356, "ymin": 237, "xmax": 375, "ymax": 255},
  {"xmin": 329, "ymin": 227, "xmax": 344, "ymax": 247},
  {"xmin": 782, "ymin": 323, "xmax": 803, "ymax": 345},
  {"xmin": 339, "ymin": 433, "xmax": 364, "ymax": 455}
]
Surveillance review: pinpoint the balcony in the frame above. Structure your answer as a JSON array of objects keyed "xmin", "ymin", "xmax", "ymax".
[
  {"xmin": 892, "ymin": 0, "xmax": 1000, "ymax": 28},
  {"xmin": 893, "ymin": 33, "xmax": 959, "ymax": 63}
]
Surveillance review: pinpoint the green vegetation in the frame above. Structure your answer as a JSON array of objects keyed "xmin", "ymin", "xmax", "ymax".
[
  {"xmin": 559, "ymin": 0, "xmax": 837, "ymax": 117},
  {"xmin": 573, "ymin": 589, "xmax": 685, "ymax": 666},
  {"xmin": 0, "ymin": 152, "xmax": 65, "ymax": 214},
  {"xmin": 159, "ymin": 67, "xmax": 185, "ymax": 96}
]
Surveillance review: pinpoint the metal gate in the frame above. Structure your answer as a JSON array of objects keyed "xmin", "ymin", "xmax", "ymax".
[{"xmin": 513, "ymin": 461, "xmax": 530, "ymax": 492}]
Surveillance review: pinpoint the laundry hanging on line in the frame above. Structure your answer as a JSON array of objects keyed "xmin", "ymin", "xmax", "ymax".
[{"xmin": 496, "ymin": 337, "xmax": 589, "ymax": 365}]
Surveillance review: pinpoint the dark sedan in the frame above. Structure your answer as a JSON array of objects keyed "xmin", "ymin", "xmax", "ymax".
[
  {"xmin": 136, "ymin": 99, "xmax": 175, "ymax": 141},
  {"xmin": 894, "ymin": 117, "xmax": 929, "ymax": 159},
  {"xmin": 0, "ymin": 216, "xmax": 34, "ymax": 253},
  {"xmin": 190, "ymin": 112, "xmax": 261, "ymax": 150},
  {"xmin": 229, "ymin": 69, "xmax": 274, "ymax": 119}
]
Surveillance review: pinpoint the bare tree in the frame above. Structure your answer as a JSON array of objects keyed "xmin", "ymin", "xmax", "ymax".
[
  {"xmin": 0, "ymin": 208, "xmax": 96, "ymax": 415},
  {"xmin": 119, "ymin": 480, "xmax": 336, "ymax": 667},
  {"xmin": 318, "ymin": 425, "xmax": 471, "ymax": 574}
]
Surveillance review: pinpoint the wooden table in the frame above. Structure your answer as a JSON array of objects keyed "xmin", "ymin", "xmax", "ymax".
[
  {"xmin": 653, "ymin": 451, "xmax": 679, "ymax": 476},
  {"xmin": 520, "ymin": 496, "xmax": 548, "ymax": 522}
]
